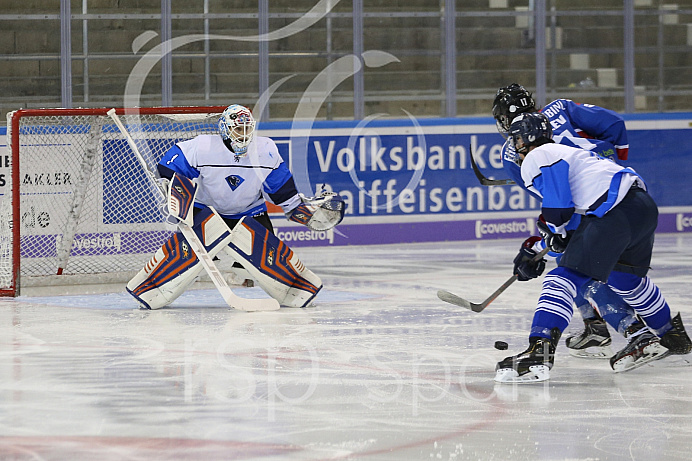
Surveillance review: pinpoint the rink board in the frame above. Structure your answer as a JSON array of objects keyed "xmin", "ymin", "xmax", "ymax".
[
  {"xmin": 1, "ymin": 113, "xmax": 691, "ymax": 253},
  {"xmin": 267, "ymin": 113, "xmax": 692, "ymax": 246}
]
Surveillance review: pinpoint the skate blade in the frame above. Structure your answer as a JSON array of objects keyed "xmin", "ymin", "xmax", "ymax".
[
  {"xmin": 612, "ymin": 344, "xmax": 671, "ymax": 373},
  {"xmin": 644, "ymin": 355, "xmax": 692, "ymax": 368},
  {"xmin": 494, "ymin": 365, "xmax": 550, "ymax": 383},
  {"xmin": 568, "ymin": 345, "xmax": 614, "ymax": 359}
]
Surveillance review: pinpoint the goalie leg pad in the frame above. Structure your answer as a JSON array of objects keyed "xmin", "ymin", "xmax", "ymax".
[
  {"xmin": 223, "ymin": 217, "xmax": 322, "ymax": 307},
  {"xmin": 127, "ymin": 233, "xmax": 203, "ymax": 309},
  {"xmin": 127, "ymin": 207, "xmax": 234, "ymax": 309}
]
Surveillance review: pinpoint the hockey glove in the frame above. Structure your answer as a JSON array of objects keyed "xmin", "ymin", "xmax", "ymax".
[
  {"xmin": 513, "ymin": 236, "xmax": 546, "ymax": 281},
  {"xmin": 536, "ymin": 220, "xmax": 570, "ymax": 254},
  {"xmin": 288, "ymin": 191, "xmax": 346, "ymax": 231}
]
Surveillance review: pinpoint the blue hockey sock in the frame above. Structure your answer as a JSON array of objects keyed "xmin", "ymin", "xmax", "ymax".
[{"xmin": 530, "ymin": 267, "xmax": 587, "ymax": 339}]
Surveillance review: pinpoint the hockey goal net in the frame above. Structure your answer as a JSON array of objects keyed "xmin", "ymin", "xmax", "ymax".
[{"xmin": 2, "ymin": 106, "xmax": 226, "ymax": 296}]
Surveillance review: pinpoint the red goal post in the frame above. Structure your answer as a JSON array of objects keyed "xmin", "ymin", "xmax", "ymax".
[{"xmin": 2, "ymin": 106, "xmax": 226, "ymax": 296}]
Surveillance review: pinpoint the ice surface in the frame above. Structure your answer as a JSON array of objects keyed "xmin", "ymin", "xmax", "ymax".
[{"xmin": 1, "ymin": 235, "xmax": 691, "ymax": 460}]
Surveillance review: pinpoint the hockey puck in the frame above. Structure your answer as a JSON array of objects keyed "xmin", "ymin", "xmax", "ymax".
[{"xmin": 494, "ymin": 341, "xmax": 509, "ymax": 350}]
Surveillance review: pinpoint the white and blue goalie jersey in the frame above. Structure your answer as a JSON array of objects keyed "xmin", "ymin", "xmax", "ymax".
[
  {"xmin": 158, "ymin": 135, "xmax": 301, "ymax": 219},
  {"xmin": 521, "ymin": 143, "xmax": 645, "ymax": 234}
]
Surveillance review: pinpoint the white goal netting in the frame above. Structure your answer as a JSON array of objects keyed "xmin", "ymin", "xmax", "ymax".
[{"xmin": 2, "ymin": 107, "xmax": 224, "ymax": 294}]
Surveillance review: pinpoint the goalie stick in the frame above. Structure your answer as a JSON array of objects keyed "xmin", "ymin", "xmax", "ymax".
[
  {"xmin": 107, "ymin": 109, "xmax": 280, "ymax": 312},
  {"xmin": 469, "ymin": 144, "xmax": 515, "ymax": 186},
  {"xmin": 438, "ymin": 247, "xmax": 550, "ymax": 312}
]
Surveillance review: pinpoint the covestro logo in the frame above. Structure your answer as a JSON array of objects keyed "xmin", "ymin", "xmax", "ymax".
[
  {"xmin": 475, "ymin": 218, "xmax": 534, "ymax": 239},
  {"xmin": 276, "ymin": 228, "xmax": 334, "ymax": 245},
  {"xmin": 676, "ymin": 214, "xmax": 692, "ymax": 231}
]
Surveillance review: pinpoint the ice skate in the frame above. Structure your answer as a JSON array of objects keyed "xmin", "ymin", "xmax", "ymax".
[
  {"xmin": 610, "ymin": 321, "xmax": 669, "ymax": 372},
  {"xmin": 565, "ymin": 317, "xmax": 613, "ymax": 359},
  {"xmin": 495, "ymin": 329, "xmax": 560, "ymax": 383},
  {"xmin": 660, "ymin": 313, "xmax": 692, "ymax": 355}
]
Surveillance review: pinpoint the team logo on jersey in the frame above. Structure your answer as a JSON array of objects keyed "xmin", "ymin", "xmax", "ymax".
[
  {"xmin": 225, "ymin": 175, "xmax": 244, "ymax": 190},
  {"xmin": 599, "ymin": 148, "xmax": 615, "ymax": 160}
]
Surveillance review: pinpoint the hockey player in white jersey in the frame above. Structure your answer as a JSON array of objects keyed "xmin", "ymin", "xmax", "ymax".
[
  {"xmin": 492, "ymin": 83, "xmax": 647, "ymax": 364},
  {"xmin": 494, "ymin": 112, "xmax": 692, "ymax": 383},
  {"xmin": 127, "ymin": 104, "xmax": 345, "ymax": 310}
]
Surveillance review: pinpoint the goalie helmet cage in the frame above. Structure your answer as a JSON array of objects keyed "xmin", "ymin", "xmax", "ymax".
[{"xmin": 2, "ymin": 106, "xmax": 226, "ymax": 296}]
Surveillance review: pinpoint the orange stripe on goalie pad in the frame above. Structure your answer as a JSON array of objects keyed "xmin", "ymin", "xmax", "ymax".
[
  {"xmin": 132, "ymin": 234, "xmax": 198, "ymax": 297},
  {"xmin": 241, "ymin": 221, "xmax": 320, "ymax": 295}
]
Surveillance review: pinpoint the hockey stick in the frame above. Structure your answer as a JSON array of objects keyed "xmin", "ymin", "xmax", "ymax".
[
  {"xmin": 107, "ymin": 109, "xmax": 280, "ymax": 312},
  {"xmin": 437, "ymin": 247, "xmax": 550, "ymax": 312},
  {"xmin": 469, "ymin": 144, "xmax": 515, "ymax": 186}
]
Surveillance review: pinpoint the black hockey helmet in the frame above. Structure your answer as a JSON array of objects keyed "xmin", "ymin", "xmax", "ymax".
[
  {"xmin": 508, "ymin": 112, "xmax": 553, "ymax": 155},
  {"xmin": 492, "ymin": 83, "xmax": 536, "ymax": 138}
]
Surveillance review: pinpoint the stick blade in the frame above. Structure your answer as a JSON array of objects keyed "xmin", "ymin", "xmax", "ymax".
[
  {"xmin": 437, "ymin": 290, "xmax": 484, "ymax": 312},
  {"xmin": 215, "ymin": 280, "xmax": 281, "ymax": 312}
]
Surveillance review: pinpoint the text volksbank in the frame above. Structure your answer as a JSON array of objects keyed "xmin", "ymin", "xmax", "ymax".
[{"xmin": 294, "ymin": 134, "xmax": 540, "ymax": 217}]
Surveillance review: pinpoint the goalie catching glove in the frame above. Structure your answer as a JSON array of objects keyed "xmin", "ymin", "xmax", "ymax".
[{"xmin": 288, "ymin": 191, "xmax": 346, "ymax": 231}]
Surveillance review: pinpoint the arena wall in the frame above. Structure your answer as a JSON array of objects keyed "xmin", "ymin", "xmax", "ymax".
[{"xmin": 1, "ymin": 112, "xmax": 691, "ymax": 248}]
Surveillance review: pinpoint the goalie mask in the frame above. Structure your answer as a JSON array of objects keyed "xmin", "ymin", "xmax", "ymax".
[
  {"xmin": 508, "ymin": 112, "xmax": 553, "ymax": 156},
  {"xmin": 492, "ymin": 83, "xmax": 536, "ymax": 139},
  {"xmin": 219, "ymin": 104, "xmax": 256, "ymax": 156}
]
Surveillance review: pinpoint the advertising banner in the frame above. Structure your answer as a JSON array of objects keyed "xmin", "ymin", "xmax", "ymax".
[
  {"xmin": 1, "ymin": 114, "xmax": 691, "ymax": 254},
  {"xmin": 266, "ymin": 115, "xmax": 692, "ymax": 246}
]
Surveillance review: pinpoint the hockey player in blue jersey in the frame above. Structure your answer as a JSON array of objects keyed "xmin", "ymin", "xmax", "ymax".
[
  {"xmin": 492, "ymin": 83, "xmax": 649, "ymax": 367},
  {"xmin": 493, "ymin": 84, "xmax": 628, "ymax": 176},
  {"xmin": 494, "ymin": 112, "xmax": 691, "ymax": 383},
  {"xmin": 126, "ymin": 104, "xmax": 345, "ymax": 310}
]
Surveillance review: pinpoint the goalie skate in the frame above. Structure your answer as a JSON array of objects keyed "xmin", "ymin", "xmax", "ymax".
[{"xmin": 565, "ymin": 318, "xmax": 614, "ymax": 359}]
